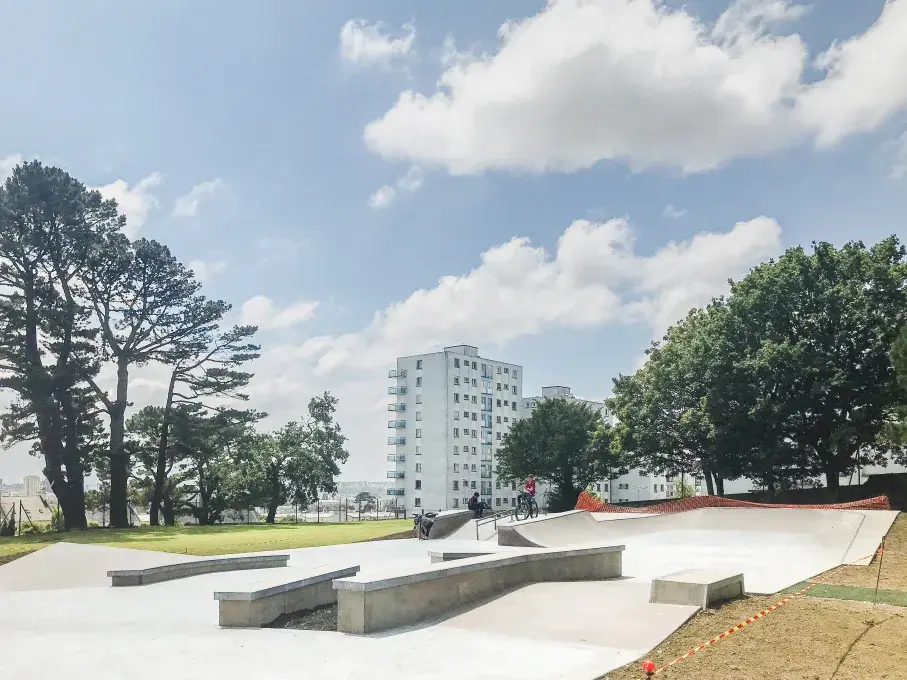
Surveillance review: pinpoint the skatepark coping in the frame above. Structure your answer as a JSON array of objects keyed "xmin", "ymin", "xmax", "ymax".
[{"xmin": 108, "ymin": 554, "xmax": 290, "ymax": 586}]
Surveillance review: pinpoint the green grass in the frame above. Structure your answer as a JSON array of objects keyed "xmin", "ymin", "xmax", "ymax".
[
  {"xmin": 0, "ymin": 520, "xmax": 410, "ymax": 560},
  {"xmin": 780, "ymin": 580, "xmax": 907, "ymax": 608}
]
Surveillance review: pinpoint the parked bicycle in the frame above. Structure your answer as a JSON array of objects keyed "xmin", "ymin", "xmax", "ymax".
[{"xmin": 514, "ymin": 491, "xmax": 539, "ymax": 521}]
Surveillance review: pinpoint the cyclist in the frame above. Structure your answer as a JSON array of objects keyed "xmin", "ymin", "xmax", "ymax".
[{"xmin": 524, "ymin": 475, "xmax": 536, "ymax": 499}]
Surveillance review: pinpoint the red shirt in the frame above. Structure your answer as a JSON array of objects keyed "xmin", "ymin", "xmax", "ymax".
[{"xmin": 525, "ymin": 479, "xmax": 536, "ymax": 495}]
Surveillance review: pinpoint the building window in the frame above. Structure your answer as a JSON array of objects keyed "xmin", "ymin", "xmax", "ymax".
[
  {"xmin": 416, "ymin": 359, "xmax": 423, "ymax": 370},
  {"xmin": 471, "ymin": 430, "xmax": 477, "ymax": 438},
  {"xmin": 512, "ymin": 402, "xmax": 517, "ymax": 411},
  {"xmin": 660, "ymin": 484, "xmax": 665, "ymax": 491},
  {"xmin": 472, "ymin": 446, "xmax": 477, "ymax": 454},
  {"xmin": 472, "ymin": 361, "xmax": 477, "ymax": 369},
  {"xmin": 415, "ymin": 429, "xmax": 422, "ymax": 438},
  {"xmin": 512, "ymin": 386, "xmax": 517, "ymax": 395},
  {"xmin": 496, "ymin": 383, "xmax": 501, "ymax": 391},
  {"xmin": 596, "ymin": 483, "xmax": 601, "ymax": 492},
  {"xmin": 511, "ymin": 498, "xmax": 516, "ymax": 506},
  {"xmin": 496, "ymin": 432, "xmax": 501, "ymax": 440},
  {"xmin": 453, "ymin": 428, "xmax": 459, "ymax": 438},
  {"xmin": 471, "ymin": 412, "xmax": 477, "ymax": 421},
  {"xmin": 497, "ymin": 367, "xmax": 502, "ymax": 374},
  {"xmin": 416, "ymin": 412, "xmax": 422, "ymax": 421},
  {"xmin": 454, "ymin": 377, "xmax": 460, "ymax": 385},
  {"xmin": 415, "ymin": 480, "xmax": 422, "ymax": 490},
  {"xmin": 504, "ymin": 384, "xmax": 508, "ymax": 391},
  {"xmin": 511, "ymin": 481, "xmax": 516, "ymax": 491},
  {"xmin": 471, "ymin": 481, "xmax": 476, "ymax": 489},
  {"xmin": 454, "ymin": 358, "xmax": 460, "ymax": 368},
  {"xmin": 513, "ymin": 370, "xmax": 518, "ymax": 379},
  {"xmin": 653, "ymin": 484, "xmax": 658, "ymax": 493},
  {"xmin": 454, "ymin": 463, "xmax": 459, "ymax": 472},
  {"xmin": 496, "ymin": 416, "xmax": 502, "ymax": 423},
  {"xmin": 453, "ymin": 498, "xmax": 459, "ymax": 508},
  {"xmin": 415, "ymin": 463, "xmax": 422, "ymax": 472},
  {"xmin": 454, "ymin": 394, "xmax": 460, "ymax": 403},
  {"xmin": 415, "ymin": 445, "xmax": 421, "ymax": 455},
  {"xmin": 472, "ymin": 378, "xmax": 477, "ymax": 387},
  {"xmin": 416, "ymin": 394, "xmax": 422, "ymax": 404},
  {"xmin": 497, "ymin": 399, "xmax": 502, "ymax": 407},
  {"xmin": 503, "ymin": 400, "xmax": 509, "ymax": 406},
  {"xmin": 495, "ymin": 480, "xmax": 501, "ymax": 489},
  {"xmin": 414, "ymin": 497, "xmax": 421, "ymax": 507},
  {"xmin": 454, "ymin": 411, "xmax": 459, "ymax": 420},
  {"xmin": 603, "ymin": 483, "xmax": 608, "ymax": 491},
  {"xmin": 453, "ymin": 481, "xmax": 459, "ymax": 491},
  {"xmin": 416, "ymin": 377, "xmax": 422, "ymax": 387},
  {"xmin": 453, "ymin": 447, "xmax": 459, "ymax": 457},
  {"xmin": 495, "ymin": 498, "xmax": 502, "ymax": 507},
  {"xmin": 463, "ymin": 393, "xmax": 468, "ymax": 401},
  {"xmin": 504, "ymin": 417, "xmax": 509, "ymax": 423}
]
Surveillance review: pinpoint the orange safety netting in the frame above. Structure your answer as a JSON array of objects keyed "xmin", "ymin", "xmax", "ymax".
[{"xmin": 574, "ymin": 490, "xmax": 891, "ymax": 513}]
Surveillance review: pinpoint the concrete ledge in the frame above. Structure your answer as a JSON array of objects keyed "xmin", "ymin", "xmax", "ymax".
[
  {"xmin": 108, "ymin": 555, "xmax": 289, "ymax": 586},
  {"xmin": 215, "ymin": 565, "xmax": 359, "ymax": 627},
  {"xmin": 428, "ymin": 550, "xmax": 497, "ymax": 563},
  {"xmin": 649, "ymin": 569, "xmax": 745, "ymax": 610},
  {"xmin": 423, "ymin": 509, "xmax": 475, "ymax": 539},
  {"xmin": 334, "ymin": 544, "xmax": 623, "ymax": 633}
]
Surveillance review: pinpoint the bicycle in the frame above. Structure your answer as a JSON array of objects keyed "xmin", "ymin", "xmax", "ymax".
[{"xmin": 514, "ymin": 492, "xmax": 539, "ymax": 521}]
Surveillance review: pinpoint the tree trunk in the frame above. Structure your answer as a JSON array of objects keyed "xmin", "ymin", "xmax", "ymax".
[
  {"xmin": 702, "ymin": 463, "xmax": 715, "ymax": 496},
  {"xmin": 715, "ymin": 475, "xmax": 725, "ymax": 496},
  {"xmin": 824, "ymin": 465, "xmax": 841, "ymax": 499},
  {"xmin": 151, "ymin": 372, "xmax": 177, "ymax": 526},
  {"xmin": 266, "ymin": 496, "xmax": 280, "ymax": 524},
  {"xmin": 108, "ymin": 359, "xmax": 131, "ymax": 528}
]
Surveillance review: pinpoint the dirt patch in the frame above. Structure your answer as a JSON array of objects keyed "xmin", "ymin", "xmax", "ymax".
[
  {"xmin": 599, "ymin": 596, "xmax": 907, "ymax": 680},
  {"xmin": 361, "ymin": 529, "xmax": 415, "ymax": 542},
  {"xmin": 264, "ymin": 603, "xmax": 338, "ymax": 631},
  {"xmin": 0, "ymin": 549, "xmax": 37, "ymax": 567},
  {"xmin": 815, "ymin": 515, "xmax": 907, "ymax": 591}
]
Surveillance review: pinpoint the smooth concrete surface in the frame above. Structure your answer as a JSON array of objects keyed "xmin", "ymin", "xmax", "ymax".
[
  {"xmin": 649, "ymin": 569, "xmax": 745, "ymax": 609},
  {"xmin": 422, "ymin": 509, "xmax": 474, "ymax": 539},
  {"xmin": 842, "ymin": 510, "xmax": 900, "ymax": 565},
  {"xmin": 0, "ymin": 542, "xmax": 199, "ymax": 591},
  {"xmin": 500, "ymin": 507, "xmax": 883, "ymax": 593},
  {"xmin": 428, "ymin": 549, "xmax": 497, "ymax": 563},
  {"xmin": 216, "ymin": 565, "xmax": 358, "ymax": 627},
  {"xmin": 334, "ymin": 545, "xmax": 624, "ymax": 633},
  {"xmin": 109, "ymin": 554, "xmax": 290, "ymax": 586}
]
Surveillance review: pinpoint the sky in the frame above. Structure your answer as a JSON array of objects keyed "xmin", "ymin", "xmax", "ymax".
[{"xmin": 1, "ymin": 0, "xmax": 906, "ymax": 485}]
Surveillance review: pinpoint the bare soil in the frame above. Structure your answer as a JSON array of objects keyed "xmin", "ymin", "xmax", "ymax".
[{"xmin": 264, "ymin": 602, "xmax": 338, "ymax": 631}]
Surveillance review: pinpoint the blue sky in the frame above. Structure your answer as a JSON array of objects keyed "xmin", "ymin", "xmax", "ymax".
[{"xmin": 1, "ymin": 0, "xmax": 906, "ymax": 483}]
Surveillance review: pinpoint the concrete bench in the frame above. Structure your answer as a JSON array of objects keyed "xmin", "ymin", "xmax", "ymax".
[
  {"xmin": 428, "ymin": 550, "xmax": 498, "ymax": 563},
  {"xmin": 649, "ymin": 569, "xmax": 745, "ymax": 610},
  {"xmin": 215, "ymin": 565, "xmax": 359, "ymax": 627},
  {"xmin": 334, "ymin": 544, "xmax": 623, "ymax": 633},
  {"xmin": 108, "ymin": 554, "xmax": 290, "ymax": 586}
]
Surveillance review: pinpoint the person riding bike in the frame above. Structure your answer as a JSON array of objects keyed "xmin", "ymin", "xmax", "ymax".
[
  {"xmin": 515, "ymin": 476, "xmax": 539, "ymax": 519},
  {"xmin": 524, "ymin": 475, "xmax": 536, "ymax": 498}
]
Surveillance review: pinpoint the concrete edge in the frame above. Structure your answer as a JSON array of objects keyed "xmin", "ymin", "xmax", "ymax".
[
  {"xmin": 334, "ymin": 544, "xmax": 624, "ymax": 592},
  {"xmin": 215, "ymin": 565, "xmax": 360, "ymax": 601},
  {"xmin": 108, "ymin": 555, "xmax": 290, "ymax": 584}
]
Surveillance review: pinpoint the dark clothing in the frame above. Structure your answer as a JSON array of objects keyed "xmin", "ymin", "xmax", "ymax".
[{"xmin": 469, "ymin": 497, "xmax": 487, "ymax": 518}]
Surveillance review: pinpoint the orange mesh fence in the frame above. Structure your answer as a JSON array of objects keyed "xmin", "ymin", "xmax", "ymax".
[{"xmin": 574, "ymin": 490, "xmax": 891, "ymax": 513}]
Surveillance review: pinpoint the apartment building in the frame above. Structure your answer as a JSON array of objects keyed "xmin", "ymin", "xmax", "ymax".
[
  {"xmin": 387, "ymin": 345, "xmax": 524, "ymax": 515},
  {"xmin": 523, "ymin": 386, "xmax": 680, "ymax": 505}
]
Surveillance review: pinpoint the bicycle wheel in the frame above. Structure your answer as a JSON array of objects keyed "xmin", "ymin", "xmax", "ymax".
[
  {"xmin": 529, "ymin": 499, "xmax": 539, "ymax": 519},
  {"xmin": 514, "ymin": 500, "xmax": 530, "ymax": 521}
]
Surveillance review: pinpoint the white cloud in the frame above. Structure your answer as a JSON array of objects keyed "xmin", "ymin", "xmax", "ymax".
[
  {"xmin": 367, "ymin": 184, "xmax": 397, "ymax": 209},
  {"xmin": 244, "ymin": 213, "xmax": 782, "ymax": 480},
  {"xmin": 339, "ymin": 19, "xmax": 415, "ymax": 66},
  {"xmin": 93, "ymin": 172, "xmax": 163, "ymax": 239},
  {"xmin": 367, "ymin": 165, "xmax": 424, "ymax": 209},
  {"xmin": 663, "ymin": 204, "xmax": 687, "ymax": 219},
  {"xmin": 891, "ymin": 132, "xmax": 907, "ymax": 180},
  {"xmin": 363, "ymin": 0, "xmax": 907, "ymax": 175},
  {"xmin": 0, "ymin": 153, "xmax": 23, "ymax": 184},
  {"xmin": 173, "ymin": 178, "xmax": 225, "ymax": 218},
  {"xmin": 239, "ymin": 295, "xmax": 319, "ymax": 331},
  {"xmin": 189, "ymin": 259, "xmax": 228, "ymax": 282}
]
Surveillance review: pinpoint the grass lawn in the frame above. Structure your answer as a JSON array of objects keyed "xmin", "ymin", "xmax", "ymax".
[
  {"xmin": 600, "ymin": 512, "xmax": 907, "ymax": 680},
  {"xmin": 0, "ymin": 519, "xmax": 410, "ymax": 561}
]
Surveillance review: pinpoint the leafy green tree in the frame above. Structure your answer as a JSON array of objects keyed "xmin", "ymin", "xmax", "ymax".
[
  {"xmin": 879, "ymin": 324, "xmax": 907, "ymax": 458},
  {"xmin": 0, "ymin": 161, "xmax": 118, "ymax": 529},
  {"xmin": 83, "ymin": 236, "xmax": 230, "ymax": 528},
  {"xmin": 496, "ymin": 397, "xmax": 623, "ymax": 511},
  {"xmin": 147, "ymin": 325, "xmax": 259, "ymax": 525},
  {"xmin": 246, "ymin": 392, "xmax": 350, "ymax": 524},
  {"xmin": 726, "ymin": 238, "xmax": 907, "ymax": 494}
]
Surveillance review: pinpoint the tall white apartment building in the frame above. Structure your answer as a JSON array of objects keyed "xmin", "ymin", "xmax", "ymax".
[
  {"xmin": 387, "ymin": 345, "xmax": 525, "ymax": 516},
  {"xmin": 523, "ymin": 386, "xmax": 687, "ymax": 505}
]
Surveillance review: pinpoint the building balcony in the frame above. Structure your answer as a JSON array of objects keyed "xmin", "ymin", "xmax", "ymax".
[
  {"xmin": 387, "ymin": 489, "xmax": 405, "ymax": 496},
  {"xmin": 389, "ymin": 369, "xmax": 407, "ymax": 378},
  {"xmin": 387, "ymin": 403, "xmax": 406, "ymax": 412},
  {"xmin": 481, "ymin": 453, "xmax": 492, "ymax": 462},
  {"xmin": 387, "ymin": 454, "xmax": 406, "ymax": 462},
  {"xmin": 387, "ymin": 420, "xmax": 406, "ymax": 429},
  {"xmin": 387, "ymin": 471, "xmax": 405, "ymax": 479},
  {"xmin": 387, "ymin": 437, "xmax": 406, "ymax": 445},
  {"xmin": 388, "ymin": 386, "xmax": 407, "ymax": 395}
]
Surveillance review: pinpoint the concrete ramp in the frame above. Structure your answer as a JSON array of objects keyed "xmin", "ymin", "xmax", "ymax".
[{"xmin": 497, "ymin": 507, "xmax": 879, "ymax": 593}]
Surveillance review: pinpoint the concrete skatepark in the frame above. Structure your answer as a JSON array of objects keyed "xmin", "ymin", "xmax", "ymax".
[{"xmin": 0, "ymin": 502, "xmax": 899, "ymax": 680}]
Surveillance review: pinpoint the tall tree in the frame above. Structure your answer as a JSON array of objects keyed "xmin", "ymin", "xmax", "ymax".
[
  {"xmin": 878, "ymin": 324, "xmax": 907, "ymax": 460},
  {"xmin": 248, "ymin": 392, "xmax": 350, "ymax": 524},
  {"xmin": 496, "ymin": 397, "xmax": 623, "ymax": 511},
  {"xmin": 83, "ymin": 236, "xmax": 229, "ymax": 527},
  {"xmin": 726, "ymin": 238, "xmax": 907, "ymax": 494},
  {"xmin": 148, "ymin": 325, "xmax": 259, "ymax": 525},
  {"xmin": 0, "ymin": 162, "xmax": 118, "ymax": 529}
]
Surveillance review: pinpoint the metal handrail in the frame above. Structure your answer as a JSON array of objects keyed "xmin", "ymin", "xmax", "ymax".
[{"xmin": 474, "ymin": 507, "xmax": 513, "ymax": 540}]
